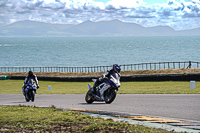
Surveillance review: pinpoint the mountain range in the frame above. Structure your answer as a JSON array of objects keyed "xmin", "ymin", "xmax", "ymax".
[{"xmin": 0, "ymin": 20, "xmax": 200, "ymax": 37}]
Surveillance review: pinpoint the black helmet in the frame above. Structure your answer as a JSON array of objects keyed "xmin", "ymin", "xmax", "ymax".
[
  {"xmin": 113, "ymin": 64, "xmax": 121, "ymax": 73},
  {"xmin": 28, "ymin": 71, "xmax": 33, "ymax": 76}
]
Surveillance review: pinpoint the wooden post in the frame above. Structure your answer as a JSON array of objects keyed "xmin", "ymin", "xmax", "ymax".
[
  {"xmin": 164, "ymin": 63, "xmax": 166, "ymax": 69},
  {"xmin": 150, "ymin": 63, "xmax": 151, "ymax": 70},
  {"xmin": 159, "ymin": 62, "xmax": 160, "ymax": 69}
]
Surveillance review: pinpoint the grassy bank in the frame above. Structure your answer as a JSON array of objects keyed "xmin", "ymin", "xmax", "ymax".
[
  {"xmin": 1, "ymin": 68, "xmax": 200, "ymax": 77},
  {"xmin": 0, "ymin": 106, "xmax": 169, "ymax": 132},
  {"xmin": 0, "ymin": 80, "xmax": 199, "ymax": 94}
]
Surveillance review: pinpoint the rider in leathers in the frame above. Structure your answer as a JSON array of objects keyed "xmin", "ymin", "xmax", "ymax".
[
  {"xmin": 23, "ymin": 71, "xmax": 39, "ymax": 95},
  {"xmin": 92, "ymin": 64, "xmax": 121, "ymax": 100}
]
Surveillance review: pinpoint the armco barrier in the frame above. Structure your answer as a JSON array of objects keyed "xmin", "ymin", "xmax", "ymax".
[
  {"xmin": 10, "ymin": 73, "xmax": 200, "ymax": 82},
  {"xmin": 120, "ymin": 73, "xmax": 200, "ymax": 81}
]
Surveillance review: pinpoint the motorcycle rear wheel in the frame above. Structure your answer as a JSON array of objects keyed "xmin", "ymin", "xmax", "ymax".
[
  {"xmin": 104, "ymin": 89, "xmax": 117, "ymax": 104},
  {"xmin": 85, "ymin": 90, "xmax": 94, "ymax": 104}
]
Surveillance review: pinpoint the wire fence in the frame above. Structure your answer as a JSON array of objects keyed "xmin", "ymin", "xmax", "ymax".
[{"xmin": 0, "ymin": 61, "xmax": 199, "ymax": 73}]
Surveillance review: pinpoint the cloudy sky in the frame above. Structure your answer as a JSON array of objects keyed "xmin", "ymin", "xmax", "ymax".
[{"xmin": 0, "ymin": 0, "xmax": 200, "ymax": 30}]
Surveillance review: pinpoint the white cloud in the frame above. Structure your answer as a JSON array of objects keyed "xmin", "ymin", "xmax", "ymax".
[
  {"xmin": 0, "ymin": 0, "xmax": 200, "ymax": 30},
  {"xmin": 106, "ymin": 0, "xmax": 145, "ymax": 9},
  {"xmin": 9, "ymin": 19, "xmax": 17, "ymax": 23}
]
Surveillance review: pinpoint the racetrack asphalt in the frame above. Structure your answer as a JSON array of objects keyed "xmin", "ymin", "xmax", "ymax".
[{"xmin": 1, "ymin": 94, "xmax": 199, "ymax": 122}]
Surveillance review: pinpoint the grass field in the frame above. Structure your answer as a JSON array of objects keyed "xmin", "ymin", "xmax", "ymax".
[
  {"xmin": 1, "ymin": 79, "xmax": 199, "ymax": 132},
  {"xmin": 0, "ymin": 79, "xmax": 199, "ymax": 94},
  {"xmin": 0, "ymin": 105, "xmax": 169, "ymax": 132}
]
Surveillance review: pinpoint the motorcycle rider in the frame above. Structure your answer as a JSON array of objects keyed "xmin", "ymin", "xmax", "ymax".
[
  {"xmin": 92, "ymin": 64, "xmax": 121, "ymax": 99},
  {"xmin": 22, "ymin": 71, "xmax": 39, "ymax": 95}
]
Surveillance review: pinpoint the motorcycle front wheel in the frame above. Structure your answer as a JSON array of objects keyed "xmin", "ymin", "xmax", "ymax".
[
  {"xmin": 25, "ymin": 96, "xmax": 30, "ymax": 102},
  {"xmin": 104, "ymin": 89, "xmax": 117, "ymax": 104},
  {"xmin": 85, "ymin": 90, "xmax": 94, "ymax": 104},
  {"xmin": 25, "ymin": 90, "xmax": 30, "ymax": 102},
  {"xmin": 29, "ymin": 90, "xmax": 35, "ymax": 102}
]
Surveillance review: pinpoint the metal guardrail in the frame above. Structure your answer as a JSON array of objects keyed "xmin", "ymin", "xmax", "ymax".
[
  {"xmin": 120, "ymin": 61, "xmax": 199, "ymax": 71},
  {"xmin": 0, "ymin": 61, "xmax": 199, "ymax": 73}
]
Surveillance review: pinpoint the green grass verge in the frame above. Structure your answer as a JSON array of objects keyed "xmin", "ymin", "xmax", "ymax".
[
  {"xmin": 0, "ymin": 105, "xmax": 169, "ymax": 132},
  {"xmin": 0, "ymin": 79, "xmax": 199, "ymax": 94}
]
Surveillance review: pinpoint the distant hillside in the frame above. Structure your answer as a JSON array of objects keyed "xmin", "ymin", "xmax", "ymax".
[
  {"xmin": 0, "ymin": 20, "xmax": 73, "ymax": 37},
  {"xmin": 66, "ymin": 20, "xmax": 147, "ymax": 36},
  {"xmin": 0, "ymin": 20, "xmax": 199, "ymax": 37}
]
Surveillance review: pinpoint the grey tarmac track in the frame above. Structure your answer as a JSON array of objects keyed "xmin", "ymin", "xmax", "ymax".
[
  {"xmin": 1, "ymin": 94, "xmax": 200, "ymax": 132},
  {"xmin": 0, "ymin": 94, "xmax": 200, "ymax": 122}
]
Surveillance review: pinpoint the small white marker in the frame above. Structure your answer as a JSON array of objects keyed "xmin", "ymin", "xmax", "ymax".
[
  {"xmin": 190, "ymin": 81, "xmax": 195, "ymax": 89},
  {"xmin": 48, "ymin": 85, "xmax": 51, "ymax": 90}
]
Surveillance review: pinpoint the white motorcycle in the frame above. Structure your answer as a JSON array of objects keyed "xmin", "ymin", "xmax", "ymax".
[
  {"xmin": 85, "ymin": 72, "xmax": 120, "ymax": 104},
  {"xmin": 22, "ymin": 79, "xmax": 38, "ymax": 102}
]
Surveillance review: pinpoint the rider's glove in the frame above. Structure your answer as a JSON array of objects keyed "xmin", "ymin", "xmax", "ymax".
[
  {"xmin": 37, "ymin": 85, "xmax": 40, "ymax": 89},
  {"xmin": 98, "ymin": 77, "xmax": 102, "ymax": 81}
]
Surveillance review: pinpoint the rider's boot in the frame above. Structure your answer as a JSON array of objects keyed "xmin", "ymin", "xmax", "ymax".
[
  {"xmin": 92, "ymin": 86, "xmax": 97, "ymax": 94},
  {"xmin": 92, "ymin": 85, "xmax": 102, "ymax": 100}
]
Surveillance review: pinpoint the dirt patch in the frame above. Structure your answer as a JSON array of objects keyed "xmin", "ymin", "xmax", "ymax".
[
  {"xmin": 0, "ymin": 68, "xmax": 200, "ymax": 77},
  {"xmin": 0, "ymin": 123, "xmax": 132, "ymax": 133}
]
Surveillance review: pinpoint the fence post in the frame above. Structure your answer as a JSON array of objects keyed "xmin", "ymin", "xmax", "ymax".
[
  {"xmin": 150, "ymin": 63, "xmax": 151, "ymax": 70},
  {"xmin": 159, "ymin": 62, "xmax": 160, "ymax": 69},
  {"xmin": 187, "ymin": 61, "xmax": 192, "ymax": 68}
]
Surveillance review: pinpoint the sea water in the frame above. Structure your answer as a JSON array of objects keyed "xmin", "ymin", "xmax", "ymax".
[{"xmin": 0, "ymin": 36, "xmax": 199, "ymax": 67}]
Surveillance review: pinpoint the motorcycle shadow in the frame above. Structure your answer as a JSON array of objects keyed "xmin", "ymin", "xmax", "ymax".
[
  {"xmin": 11, "ymin": 101, "xmax": 29, "ymax": 104},
  {"xmin": 79, "ymin": 102, "xmax": 106, "ymax": 105}
]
